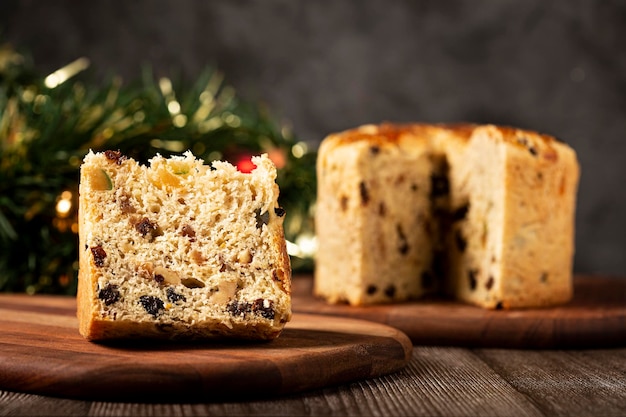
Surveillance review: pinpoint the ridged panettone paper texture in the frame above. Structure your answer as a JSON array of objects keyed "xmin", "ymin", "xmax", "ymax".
[
  {"xmin": 77, "ymin": 150, "xmax": 291, "ymax": 341},
  {"xmin": 315, "ymin": 123, "xmax": 579, "ymax": 309}
]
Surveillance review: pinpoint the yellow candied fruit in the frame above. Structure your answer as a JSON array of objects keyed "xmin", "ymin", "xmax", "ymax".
[
  {"xmin": 89, "ymin": 169, "xmax": 113, "ymax": 191},
  {"xmin": 148, "ymin": 160, "xmax": 192, "ymax": 189}
]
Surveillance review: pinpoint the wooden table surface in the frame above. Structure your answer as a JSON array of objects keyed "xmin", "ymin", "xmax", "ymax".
[
  {"xmin": 2, "ymin": 273, "xmax": 625, "ymax": 416},
  {"xmin": 2, "ymin": 346, "xmax": 625, "ymax": 416}
]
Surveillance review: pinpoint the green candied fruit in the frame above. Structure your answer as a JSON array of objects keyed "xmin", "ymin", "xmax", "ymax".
[{"xmin": 91, "ymin": 169, "xmax": 113, "ymax": 191}]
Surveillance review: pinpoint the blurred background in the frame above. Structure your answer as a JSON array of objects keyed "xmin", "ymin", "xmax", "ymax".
[{"xmin": 1, "ymin": 0, "xmax": 624, "ymax": 290}]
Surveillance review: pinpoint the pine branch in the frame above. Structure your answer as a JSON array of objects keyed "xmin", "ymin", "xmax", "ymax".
[{"xmin": 0, "ymin": 40, "xmax": 316, "ymax": 294}]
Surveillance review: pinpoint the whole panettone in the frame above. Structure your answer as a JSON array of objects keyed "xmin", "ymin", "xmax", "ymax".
[{"xmin": 314, "ymin": 123, "xmax": 580, "ymax": 309}]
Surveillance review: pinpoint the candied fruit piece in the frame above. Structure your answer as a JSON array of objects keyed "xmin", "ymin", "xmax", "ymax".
[
  {"xmin": 153, "ymin": 266, "xmax": 181, "ymax": 285},
  {"xmin": 181, "ymin": 224, "xmax": 196, "ymax": 241},
  {"xmin": 90, "ymin": 245, "xmax": 107, "ymax": 267},
  {"xmin": 90, "ymin": 169, "xmax": 113, "ymax": 191},
  {"xmin": 181, "ymin": 277, "xmax": 205, "ymax": 288},
  {"xmin": 104, "ymin": 150, "xmax": 127, "ymax": 165},
  {"xmin": 135, "ymin": 217, "xmax": 162, "ymax": 241}
]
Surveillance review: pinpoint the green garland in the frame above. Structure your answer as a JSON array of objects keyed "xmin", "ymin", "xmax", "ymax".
[{"xmin": 0, "ymin": 41, "xmax": 316, "ymax": 295}]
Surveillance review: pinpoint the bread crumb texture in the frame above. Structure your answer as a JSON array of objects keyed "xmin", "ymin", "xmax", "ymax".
[
  {"xmin": 314, "ymin": 123, "xmax": 580, "ymax": 309},
  {"xmin": 78, "ymin": 150, "xmax": 291, "ymax": 341}
]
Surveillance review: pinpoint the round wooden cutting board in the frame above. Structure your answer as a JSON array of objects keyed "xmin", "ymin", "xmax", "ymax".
[
  {"xmin": 0, "ymin": 295, "xmax": 412, "ymax": 402},
  {"xmin": 292, "ymin": 275, "xmax": 626, "ymax": 349}
]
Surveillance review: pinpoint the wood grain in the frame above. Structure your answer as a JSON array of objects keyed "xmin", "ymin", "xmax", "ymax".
[
  {"xmin": 292, "ymin": 275, "xmax": 626, "ymax": 348},
  {"xmin": 0, "ymin": 295, "xmax": 412, "ymax": 402},
  {"xmin": 2, "ymin": 347, "xmax": 625, "ymax": 416}
]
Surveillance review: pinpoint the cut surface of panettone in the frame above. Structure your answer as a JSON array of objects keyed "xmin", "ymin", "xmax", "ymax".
[
  {"xmin": 314, "ymin": 123, "xmax": 580, "ymax": 309},
  {"xmin": 78, "ymin": 150, "xmax": 291, "ymax": 341}
]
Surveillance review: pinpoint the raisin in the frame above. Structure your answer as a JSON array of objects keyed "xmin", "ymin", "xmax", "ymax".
[
  {"xmin": 166, "ymin": 287, "xmax": 186, "ymax": 303},
  {"xmin": 177, "ymin": 198, "xmax": 186, "ymax": 205},
  {"xmin": 252, "ymin": 299, "xmax": 275, "ymax": 320},
  {"xmin": 366, "ymin": 285, "xmax": 378, "ymax": 295},
  {"xmin": 452, "ymin": 203, "xmax": 470, "ymax": 222},
  {"xmin": 139, "ymin": 295, "xmax": 164, "ymax": 318},
  {"xmin": 517, "ymin": 137, "xmax": 538, "ymax": 157},
  {"xmin": 104, "ymin": 150, "xmax": 127, "ymax": 165},
  {"xmin": 455, "ymin": 230, "xmax": 467, "ymax": 252},
  {"xmin": 91, "ymin": 245, "xmax": 107, "ymax": 267},
  {"xmin": 495, "ymin": 301, "xmax": 503, "ymax": 310},
  {"xmin": 397, "ymin": 224, "xmax": 409, "ymax": 255},
  {"xmin": 468, "ymin": 269, "xmax": 478, "ymax": 291},
  {"xmin": 340, "ymin": 195, "xmax": 349, "ymax": 211},
  {"xmin": 255, "ymin": 209, "xmax": 270, "ymax": 229},
  {"xmin": 181, "ymin": 277, "xmax": 205, "ymax": 288},
  {"xmin": 410, "ymin": 183, "xmax": 419, "ymax": 192},
  {"xmin": 359, "ymin": 181, "xmax": 369, "ymax": 206},
  {"xmin": 135, "ymin": 217, "xmax": 161, "ymax": 241},
  {"xmin": 430, "ymin": 174, "xmax": 449, "ymax": 198},
  {"xmin": 540, "ymin": 272, "xmax": 549, "ymax": 283},
  {"xmin": 154, "ymin": 274, "xmax": 165, "ymax": 284},
  {"xmin": 119, "ymin": 195, "xmax": 135, "ymax": 214},
  {"xmin": 274, "ymin": 207, "xmax": 286, "ymax": 217},
  {"xmin": 384, "ymin": 285, "xmax": 396, "ymax": 298},
  {"xmin": 226, "ymin": 300, "xmax": 252, "ymax": 317},
  {"xmin": 485, "ymin": 276, "xmax": 494, "ymax": 290},
  {"xmin": 181, "ymin": 224, "xmax": 196, "ymax": 242},
  {"xmin": 98, "ymin": 283, "xmax": 120, "ymax": 306},
  {"xmin": 370, "ymin": 145, "xmax": 380, "ymax": 155}
]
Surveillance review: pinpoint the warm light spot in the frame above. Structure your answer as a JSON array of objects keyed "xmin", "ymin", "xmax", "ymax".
[
  {"xmin": 173, "ymin": 114, "xmax": 187, "ymax": 128},
  {"xmin": 102, "ymin": 127, "xmax": 114, "ymax": 139},
  {"xmin": 58, "ymin": 274, "xmax": 70, "ymax": 286},
  {"xmin": 268, "ymin": 148, "xmax": 286, "ymax": 169},
  {"xmin": 222, "ymin": 113, "xmax": 241, "ymax": 127},
  {"xmin": 44, "ymin": 57, "xmax": 90, "ymax": 88},
  {"xmin": 292, "ymin": 142, "xmax": 308, "ymax": 158},
  {"xmin": 168, "ymin": 101, "xmax": 181, "ymax": 115},
  {"xmin": 56, "ymin": 199, "xmax": 72, "ymax": 217},
  {"xmin": 159, "ymin": 77, "xmax": 173, "ymax": 95},
  {"xmin": 133, "ymin": 111, "xmax": 145, "ymax": 122},
  {"xmin": 286, "ymin": 234, "xmax": 318, "ymax": 258}
]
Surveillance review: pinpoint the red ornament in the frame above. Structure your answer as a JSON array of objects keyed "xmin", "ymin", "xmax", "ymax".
[{"xmin": 235, "ymin": 155, "xmax": 256, "ymax": 173}]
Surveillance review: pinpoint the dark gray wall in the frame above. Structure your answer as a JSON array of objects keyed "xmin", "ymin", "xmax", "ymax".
[{"xmin": 2, "ymin": 0, "xmax": 625, "ymax": 276}]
